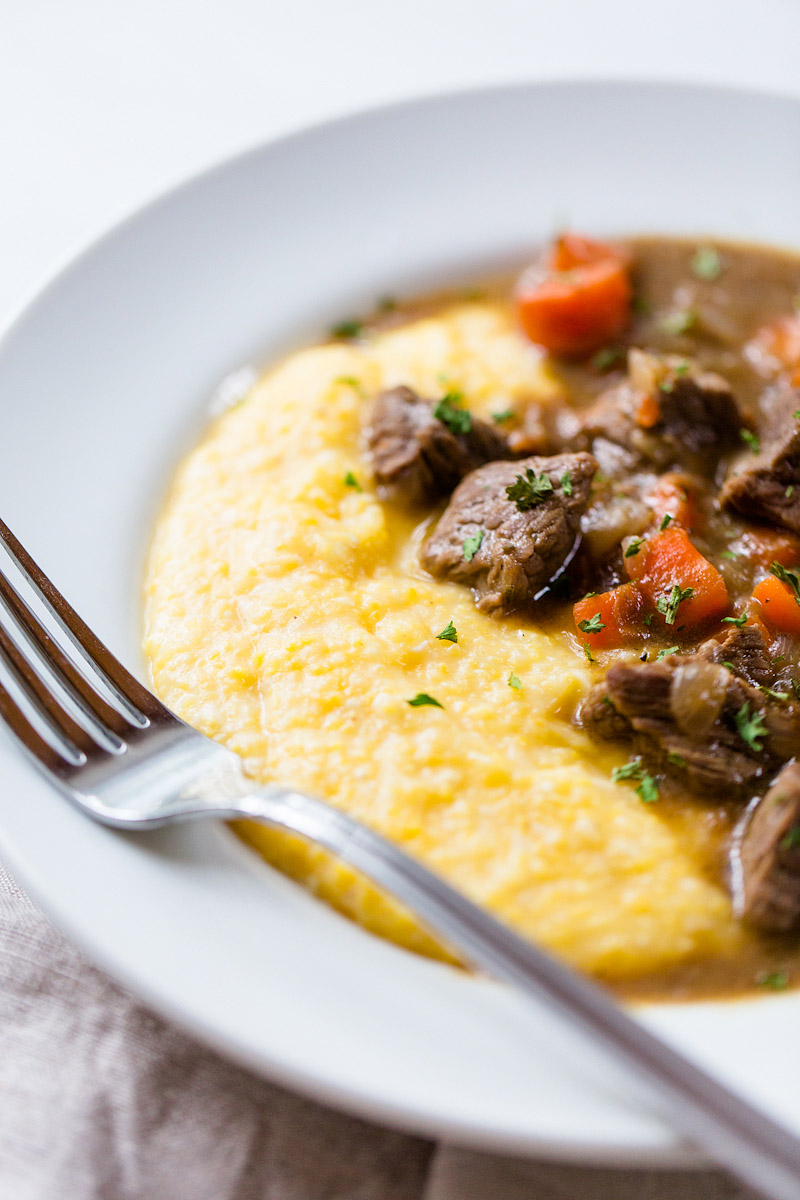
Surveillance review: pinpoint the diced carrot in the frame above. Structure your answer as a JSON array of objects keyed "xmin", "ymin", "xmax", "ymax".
[
  {"xmin": 752, "ymin": 575, "xmax": 800, "ymax": 637},
  {"xmin": 729, "ymin": 529, "xmax": 800, "ymax": 570},
  {"xmin": 573, "ymin": 582, "xmax": 647, "ymax": 650},
  {"xmin": 746, "ymin": 315, "xmax": 800, "ymax": 379},
  {"xmin": 625, "ymin": 527, "xmax": 729, "ymax": 629},
  {"xmin": 636, "ymin": 393, "xmax": 661, "ymax": 429},
  {"xmin": 647, "ymin": 474, "xmax": 703, "ymax": 533},
  {"xmin": 516, "ymin": 234, "xmax": 632, "ymax": 359}
]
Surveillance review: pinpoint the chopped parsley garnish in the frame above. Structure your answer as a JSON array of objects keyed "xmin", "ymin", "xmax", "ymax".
[
  {"xmin": 343, "ymin": 471, "xmax": 362, "ymax": 492},
  {"xmin": 659, "ymin": 378, "xmax": 674, "ymax": 394},
  {"xmin": 660, "ymin": 513, "xmax": 673, "ymax": 531},
  {"xmin": 675, "ymin": 360, "xmax": 690, "ymax": 375},
  {"xmin": 578, "ymin": 613, "xmax": 606, "ymax": 635},
  {"xmin": 795, "ymin": 410, "xmax": 800, "ymax": 420},
  {"xmin": 624, "ymin": 537, "xmax": 645, "ymax": 558},
  {"xmin": 656, "ymin": 585, "xmax": 694, "ymax": 625},
  {"xmin": 330, "ymin": 318, "xmax": 363, "ymax": 340},
  {"xmin": 611, "ymin": 757, "xmax": 659, "ymax": 803},
  {"xmin": 433, "ymin": 393, "xmax": 472, "ymax": 435},
  {"xmin": 335, "ymin": 375, "xmax": 363, "ymax": 390},
  {"xmin": 787, "ymin": 486, "xmax": 795, "ymax": 499},
  {"xmin": 691, "ymin": 245, "xmax": 723, "ymax": 281},
  {"xmin": 721, "ymin": 549, "xmax": 740, "ymax": 560},
  {"xmin": 491, "ymin": 408, "xmax": 515, "ymax": 424},
  {"xmin": 436, "ymin": 620, "xmax": 458, "ymax": 644},
  {"xmin": 508, "ymin": 672, "xmax": 522, "ymax": 690},
  {"xmin": 757, "ymin": 970, "xmax": 789, "ymax": 991},
  {"xmin": 505, "ymin": 467, "xmax": 554, "ymax": 511},
  {"xmin": 591, "ymin": 345, "xmax": 624, "ymax": 372},
  {"xmin": 583, "ymin": 643, "xmax": 597, "ymax": 663},
  {"xmin": 735, "ymin": 701, "xmax": 768, "ymax": 752},
  {"xmin": 722, "ymin": 614, "xmax": 748, "ymax": 627},
  {"xmin": 561, "ymin": 470, "xmax": 573, "ymax": 496},
  {"xmin": 760, "ymin": 686, "xmax": 789, "ymax": 701},
  {"xmin": 668, "ymin": 752, "xmax": 686, "ymax": 766},
  {"xmin": 643, "ymin": 613, "xmax": 654, "ymax": 626},
  {"xmin": 661, "ymin": 308, "xmax": 697, "ymax": 336},
  {"xmin": 656, "ymin": 646, "xmax": 680, "ymax": 661},
  {"xmin": 792, "ymin": 678, "xmax": 800, "ymax": 701},
  {"xmin": 407, "ymin": 693, "xmax": 444, "ymax": 709},
  {"xmin": 463, "ymin": 530, "xmax": 484, "ymax": 562},
  {"xmin": 740, "ymin": 428, "xmax": 760, "ymax": 452},
  {"xmin": 770, "ymin": 561, "xmax": 800, "ymax": 607},
  {"xmin": 781, "ymin": 827, "xmax": 800, "ymax": 850}
]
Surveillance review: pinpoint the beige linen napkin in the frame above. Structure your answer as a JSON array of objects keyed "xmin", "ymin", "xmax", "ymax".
[{"xmin": 0, "ymin": 861, "xmax": 759, "ymax": 1200}]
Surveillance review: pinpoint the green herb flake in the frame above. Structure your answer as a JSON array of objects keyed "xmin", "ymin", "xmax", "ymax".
[
  {"xmin": 335, "ymin": 375, "xmax": 363, "ymax": 391},
  {"xmin": 794, "ymin": 410, "xmax": 800, "ymax": 420},
  {"xmin": 787, "ymin": 485, "xmax": 795, "ymax": 499},
  {"xmin": 656, "ymin": 585, "xmax": 694, "ymax": 625},
  {"xmin": 508, "ymin": 672, "xmax": 522, "ymax": 690},
  {"xmin": 624, "ymin": 537, "xmax": 645, "ymax": 558},
  {"xmin": 721, "ymin": 549, "xmax": 740, "ymax": 560},
  {"xmin": 760, "ymin": 686, "xmax": 789, "ymax": 702},
  {"xmin": 792, "ymin": 678, "xmax": 800, "ymax": 701},
  {"xmin": 667, "ymin": 752, "xmax": 686, "ymax": 766},
  {"xmin": 505, "ymin": 468, "xmax": 555, "ymax": 511},
  {"xmin": 491, "ymin": 408, "xmax": 515, "ymax": 424},
  {"xmin": 735, "ymin": 701, "xmax": 768, "ymax": 752},
  {"xmin": 590, "ymin": 346, "xmax": 624, "ymax": 372},
  {"xmin": 578, "ymin": 613, "xmax": 606, "ymax": 635},
  {"xmin": 561, "ymin": 470, "xmax": 573, "ymax": 497},
  {"xmin": 583, "ymin": 643, "xmax": 597, "ymax": 664},
  {"xmin": 691, "ymin": 245, "xmax": 723, "ymax": 282},
  {"xmin": 656, "ymin": 646, "xmax": 680, "ymax": 661},
  {"xmin": 659, "ymin": 379, "xmax": 675, "ymax": 394},
  {"xmin": 675, "ymin": 360, "xmax": 690, "ymax": 375},
  {"xmin": 330, "ymin": 318, "xmax": 363, "ymax": 340},
  {"xmin": 611, "ymin": 757, "xmax": 659, "ymax": 802},
  {"xmin": 343, "ymin": 471, "xmax": 362, "ymax": 492},
  {"xmin": 758, "ymin": 970, "xmax": 789, "ymax": 991},
  {"xmin": 433, "ymin": 393, "xmax": 472, "ymax": 435},
  {"xmin": 643, "ymin": 613, "xmax": 654, "ymax": 626},
  {"xmin": 722, "ymin": 660, "xmax": 735, "ymax": 669},
  {"xmin": 660, "ymin": 513, "xmax": 673, "ymax": 531},
  {"xmin": 781, "ymin": 827, "xmax": 800, "ymax": 850},
  {"xmin": 770, "ymin": 561, "xmax": 800, "ymax": 607},
  {"xmin": 740, "ymin": 428, "xmax": 760, "ymax": 453},
  {"xmin": 407, "ymin": 693, "xmax": 444, "ymax": 709},
  {"xmin": 722, "ymin": 614, "xmax": 748, "ymax": 627},
  {"xmin": 436, "ymin": 620, "xmax": 458, "ymax": 644},
  {"xmin": 661, "ymin": 309, "xmax": 697, "ymax": 336},
  {"xmin": 376, "ymin": 294, "xmax": 397, "ymax": 313},
  {"xmin": 463, "ymin": 530, "xmax": 485, "ymax": 562}
]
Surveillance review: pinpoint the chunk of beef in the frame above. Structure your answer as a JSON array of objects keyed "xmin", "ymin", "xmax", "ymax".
[
  {"xmin": 697, "ymin": 625, "xmax": 773, "ymax": 689},
  {"xmin": 738, "ymin": 762, "xmax": 800, "ymax": 932},
  {"xmin": 366, "ymin": 385, "xmax": 510, "ymax": 505},
  {"xmin": 578, "ymin": 349, "xmax": 741, "ymax": 477},
  {"xmin": 578, "ymin": 682, "xmax": 633, "ymax": 743},
  {"xmin": 582, "ymin": 652, "xmax": 800, "ymax": 800},
  {"xmin": 721, "ymin": 384, "xmax": 800, "ymax": 533},
  {"xmin": 419, "ymin": 452, "xmax": 596, "ymax": 615}
]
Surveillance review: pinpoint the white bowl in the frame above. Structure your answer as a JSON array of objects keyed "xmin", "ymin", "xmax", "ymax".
[{"xmin": 1, "ymin": 81, "xmax": 799, "ymax": 1166}]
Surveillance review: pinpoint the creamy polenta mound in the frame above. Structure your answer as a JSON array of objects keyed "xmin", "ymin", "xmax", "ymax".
[{"xmin": 144, "ymin": 301, "xmax": 748, "ymax": 989}]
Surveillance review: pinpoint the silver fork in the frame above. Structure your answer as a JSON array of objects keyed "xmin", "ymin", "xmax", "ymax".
[{"xmin": 0, "ymin": 516, "xmax": 798, "ymax": 1199}]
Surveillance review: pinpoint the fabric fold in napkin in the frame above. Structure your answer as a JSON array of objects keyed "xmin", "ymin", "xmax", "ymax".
[{"xmin": 0, "ymin": 861, "xmax": 759, "ymax": 1200}]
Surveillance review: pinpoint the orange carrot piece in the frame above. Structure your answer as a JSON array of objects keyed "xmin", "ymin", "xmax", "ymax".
[
  {"xmin": 729, "ymin": 529, "xmax": 800, "ymax": 570},
  {"xmin": 747, "ymin": 314, "xmax": 800, "ymax": 378},
  {"xmin": 625, "ymin": 527, "xmax": 729, "ymax": 629},
  {"xmin": 516, "ymin": 234, "xmax": 632, "ymax": 359},
  {"xmin": 647, "ymin": 474, "xmax": 702, "ymax": 533},
  {"xmin": 573, "ymin": 582, "xmax": 647, "ymax": 650},
  {"xmin": 635, "ymin": 393, "xmax": 661, "ymax": 429},
  {"xmin": 752, "ymin": 575, "xmax": 800, "ymax": 637}
]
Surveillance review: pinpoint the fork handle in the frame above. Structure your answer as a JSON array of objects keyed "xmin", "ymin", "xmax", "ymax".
[{"xmin": 231, "ymin": 783, "xmax": 800, "ymax": 1200}]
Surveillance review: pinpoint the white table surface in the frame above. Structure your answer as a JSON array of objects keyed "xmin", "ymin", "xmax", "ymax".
[{"xmin": 1, "ymin": 2, "xmax": 799, "ymax": 1197}]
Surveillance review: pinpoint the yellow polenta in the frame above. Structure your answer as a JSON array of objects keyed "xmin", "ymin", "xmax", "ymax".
[{"xmin": 144, "ymin": 304, "xmax": 743, "ymax": 981}]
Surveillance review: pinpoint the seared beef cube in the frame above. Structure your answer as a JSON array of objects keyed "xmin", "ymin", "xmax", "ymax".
[
  {"xmin": 738, "ymin": 762, "xmax": 800, "ymax": 932},
  {"xmin": 579, "ymin": 349, "xmax": 741, "ymax": 476},
  {"xmin": 697, "ymin": 625, "xmax": 773, "ymax": 689},
  {"xmin": 419, "ymin": 452, "xmax": 596, "ymax": 615},
  {"xmin": 584, "ymin": 653, "xmax": 800, "ymax": 800},
  {"xmin": 366, "ymin": 385, "xmax": 510, "ymax": 505},
  {"xmin": 578, "ymin": 682, "xmax": 633, "ymax": 742},
  {"xmin": 721, "ymin": 385, "xmax": 800, "ymax": 533}
]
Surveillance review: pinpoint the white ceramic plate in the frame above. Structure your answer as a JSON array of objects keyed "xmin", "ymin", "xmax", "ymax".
[{"xmin": 1, "ymin": 81, "xmax": 800, "ymax": 1166}]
